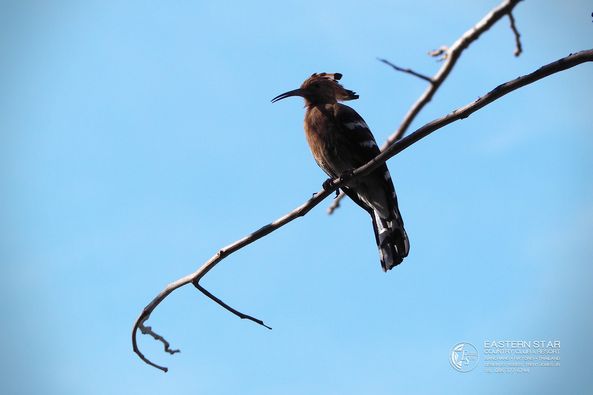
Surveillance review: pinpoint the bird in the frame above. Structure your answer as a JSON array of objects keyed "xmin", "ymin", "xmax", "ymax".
[{"xmin": 272, "ymin": 72, "xmax": 409, "ymax": 271}]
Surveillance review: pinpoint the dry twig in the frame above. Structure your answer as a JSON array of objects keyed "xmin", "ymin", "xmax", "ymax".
[
  {"xmin": 508, "ymin": 12, "xmax": 523, "ymax": 56},
  {"xmin": 377, "ymin": 58, "xmax": 433, "ymax": 83},
  {"xmin": 193, "ymin": 282, "xmax": 272, "ymax": 330},
  {"xmin": 133, "ymin": 49, "xmax": 593, "ymax": 372}
]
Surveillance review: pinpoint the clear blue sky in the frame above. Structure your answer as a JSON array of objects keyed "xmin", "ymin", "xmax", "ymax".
[{"xmin": 1, "ymin": 1, "xmax": 592, "ymax": 394}]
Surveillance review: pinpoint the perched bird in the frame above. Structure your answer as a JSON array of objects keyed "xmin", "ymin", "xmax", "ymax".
[{"xmin": 272, "ymin": 72, "xmax": 409, "ymax": 271}]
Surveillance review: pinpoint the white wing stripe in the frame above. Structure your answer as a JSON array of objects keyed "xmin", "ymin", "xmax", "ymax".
[
  {"xmin": 344, "ymin": 120, "xmax": 369, "ymax": 130},
  {"xmin": 359, "ymin": 140, "xmax": 377, "ymax": 148}
]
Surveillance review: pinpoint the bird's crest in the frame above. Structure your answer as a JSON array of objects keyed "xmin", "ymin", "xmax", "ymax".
[{"xmin": 301, "ymin": 73, "xmax": 359, "ymax": 101}]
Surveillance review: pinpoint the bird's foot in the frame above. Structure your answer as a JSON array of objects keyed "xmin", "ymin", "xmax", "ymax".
[
  {"xmin": 322, "ymin": 170, "xmax": 353, "ymax": 196},
  {"xmin": 321, "ymin": 178, "xmax": 341, "ymax": 198},
  {"xmin": 339, "ymin": 169, "xmax": 355, "ymax": 184}
]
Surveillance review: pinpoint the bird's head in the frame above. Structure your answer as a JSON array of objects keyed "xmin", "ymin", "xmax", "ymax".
[{"xmin": 272, "ymin": 73, "xmax": 359, "ymax": 106}]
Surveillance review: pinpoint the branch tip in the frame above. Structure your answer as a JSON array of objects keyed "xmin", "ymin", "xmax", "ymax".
[
  {"xmin": 132, "ymin": 316, "xmax": 172, "ymax": 373},
  {"xmin": 508, "ymin": 12, "xmax": 523, "ymax": 57},
  {"xmin": 378, "ymin": 58, "xmax": 433, "ymax": 83},
  {"xmin": 428, "ymin": 46, "xmax": 449, "ymax": 61},
  {"xmin": 194, "ymin": 282, "xmax": 272, "ymax": 330}
]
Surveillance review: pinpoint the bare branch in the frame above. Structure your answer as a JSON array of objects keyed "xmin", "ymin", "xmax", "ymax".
[
  {"xmin": 377, "ymin": 58, "xmax": 433, "ymax": 83},
  {"xmin": 508, "ymin": 12, "xmax": 523, "ymax": 57},
  {"xmin": 133, "ymin": 49, "xmax": 593, "ymax": 371},
  {"xmin": 193, "ymin": 282, "xmax": 272, "ymax": 330},
  {"xmin": 328, "ymin": 0, "xmax": 523, "ymax": 214}
]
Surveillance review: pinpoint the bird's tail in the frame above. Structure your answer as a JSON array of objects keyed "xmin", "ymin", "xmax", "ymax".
[{"xmin": 371, "ymin": 210, "xmax": 409, "ymax": 271}]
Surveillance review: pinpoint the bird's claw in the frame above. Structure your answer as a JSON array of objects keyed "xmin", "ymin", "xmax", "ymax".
[
  {"xmin": 322, "ymin": 170, "xmax": 353, "ymax": 196},
  {"xmin": 322, "ymin": 178, "xmax": 334, "ymax": 191},
  {"xmin": 321, "ymin": 178, "xmax": 340, "ymax": 197},
  {"xmin": 339, "ymin": 169, "xmax": 355, "ymax": 183}
]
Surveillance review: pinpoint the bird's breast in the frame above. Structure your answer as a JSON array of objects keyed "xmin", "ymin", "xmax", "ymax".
[{"xmin": 304, "ymin": 105, "xmax": 347, "ymax": 177}]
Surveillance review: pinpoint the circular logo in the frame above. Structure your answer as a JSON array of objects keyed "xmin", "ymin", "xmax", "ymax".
[{"xmin": 450, "ymin": 342, "xmax": 479, "ymax": 372}]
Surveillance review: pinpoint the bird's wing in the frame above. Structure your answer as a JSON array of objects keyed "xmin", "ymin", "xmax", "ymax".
[
  {"xmin": 332, "ymin": 103, "xmax": 399, "ymax": 219},
  {"xmin": 332, "ymin": 104, "xmax": 409, "ymax": 268},
  {"xmin": 332, "ymin": 103, "xmax": 382, "ymax": 169}
]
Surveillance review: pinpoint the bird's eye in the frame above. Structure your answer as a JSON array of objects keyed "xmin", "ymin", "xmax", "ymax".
[{"xmin": 311, "ymin": 83, "xmax": 319, "ymax": 89}]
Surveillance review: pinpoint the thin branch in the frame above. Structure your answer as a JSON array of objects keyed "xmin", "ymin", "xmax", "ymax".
[
  {"xmin": 132, "ymin": 49, "xmax": 593, "ymax": 372},
  {"xmin": 508, "ymin": 12, "xmax": 523, "ymax": 57},
  {"xmin": 327, "ymin": 0, "xmax": 523, "ymax": 215},
  {"xmin": 193, "ymin": 282, "xmax": 272, "ymax": 330},
  {"xmin": 377, "ymin": 58, "xmax": 433, "ymax": 83}
]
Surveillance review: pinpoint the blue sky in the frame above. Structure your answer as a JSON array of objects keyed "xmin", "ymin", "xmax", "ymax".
[{"xmin": 1, "ymin": 1, "xmax": 592, "ymax": 394}]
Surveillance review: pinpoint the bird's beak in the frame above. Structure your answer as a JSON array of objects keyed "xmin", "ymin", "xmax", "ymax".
[{"xmin": 271, "ymin": 88, "xmax": 304, "ymax": 103}]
